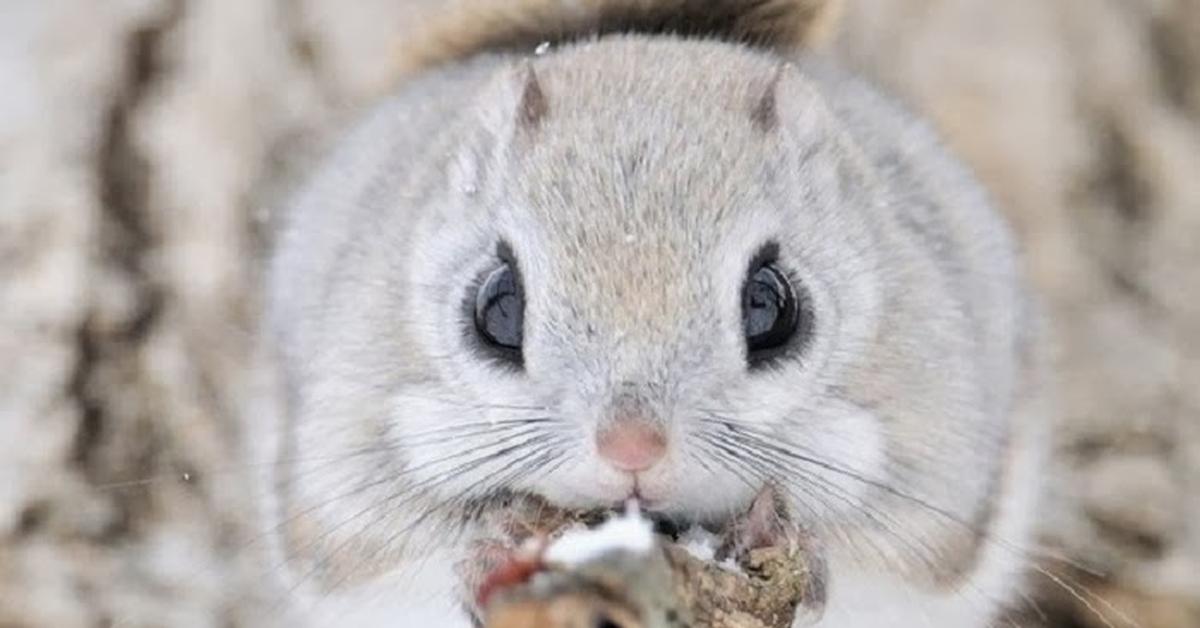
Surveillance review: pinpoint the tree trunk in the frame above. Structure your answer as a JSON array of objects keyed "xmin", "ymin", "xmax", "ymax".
[{"xmin": 1, "ymin": 0, "xmax": 1197, "ymax": 626}]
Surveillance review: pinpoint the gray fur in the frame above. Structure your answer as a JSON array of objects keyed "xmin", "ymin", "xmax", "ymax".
[{"xmin": 264, "ymin": 36, "xmax": 1041, "ymax": 627}]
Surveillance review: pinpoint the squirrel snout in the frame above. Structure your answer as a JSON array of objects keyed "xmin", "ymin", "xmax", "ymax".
[{"xmin": 595, "ymin": 421, "xmax": 667, "ymax": 472}]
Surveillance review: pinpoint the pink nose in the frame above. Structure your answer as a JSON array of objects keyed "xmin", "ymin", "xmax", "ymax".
[{"xmin": 596, "ymin": 422, "xmax": 667, "ymax": 472}]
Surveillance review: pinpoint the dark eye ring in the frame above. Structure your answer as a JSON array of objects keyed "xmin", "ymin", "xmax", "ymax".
[
  {"xmin": 742, "ymin": 249, "xmax": 806, "ymax": 366},
  {"xmin": 473, "ymin": 250, "xmax": 524, "ymax": 365}
]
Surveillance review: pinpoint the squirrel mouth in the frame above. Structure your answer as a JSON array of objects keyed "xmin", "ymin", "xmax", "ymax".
[
  {"xmin": 620, "ymin": 497, "xmax": 724, "ymax": 542},
  {"xmin": 466, "ymin": 488, "xmax": 727, "ymax": 543}
]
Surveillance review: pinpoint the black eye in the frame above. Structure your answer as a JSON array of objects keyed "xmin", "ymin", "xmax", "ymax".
[
  {"xmin": 474, "ymin": 261, "xmax": 524, "ymax": 363},
  {"xmin": 742, "ymin": 259, "xmax": 801, "ymax": 365}
]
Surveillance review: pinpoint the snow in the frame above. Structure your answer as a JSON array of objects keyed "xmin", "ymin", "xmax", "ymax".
[
  {"xmin": 677, "ymin": 526, "xmax": 719, "ymax": 562},
  {"xmin": 542, "ymin": 509, "xmax": 655, "ymax": 567}
]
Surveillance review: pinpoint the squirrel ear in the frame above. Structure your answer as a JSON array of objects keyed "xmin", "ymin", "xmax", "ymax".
[
  {"xmin": 751, "ymin": 63, "xmax": 825, "ymax": 134},
  {"xmin": 476, "ymin": 61, "xmax": 548, "ymax": 139},
  {"xmin": 514, "ymin": 63, "xmax": 548, "ymax": 129},
  {"xmin": 451, "ymin": 62, "xmax": 548, "ymax": 193},
  {"xmin": 751, "ymin": 65, "xmax": 786, "ymax": 132}
]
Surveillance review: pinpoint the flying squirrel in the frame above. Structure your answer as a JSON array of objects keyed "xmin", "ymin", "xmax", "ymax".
[{"xmin": 259, "ymin": 1, "xmax": 1048, "ymax": 625}]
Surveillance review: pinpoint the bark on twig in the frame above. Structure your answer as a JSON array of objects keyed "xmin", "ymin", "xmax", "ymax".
[
  {"xmin": 473, "ymin": 493, "xmax": 825, "ymax": 628},
  {"xmin": 483, "ymin": 537, "xmax": 824, "ymax": 628}
]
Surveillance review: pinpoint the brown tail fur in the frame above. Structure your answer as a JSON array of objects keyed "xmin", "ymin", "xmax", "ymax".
[{"xmin": 392, "ymin": 0, "xmax": 843, "ymax": 81}]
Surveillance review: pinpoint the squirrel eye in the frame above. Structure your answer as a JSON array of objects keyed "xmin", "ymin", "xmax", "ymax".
[
  {"xmin": 474, "ymin": 262, "xmax": 524, "ymax": 363},
  {"xmin": 742, "ymin": 263, "xmax": 800, "ymax": 365}
]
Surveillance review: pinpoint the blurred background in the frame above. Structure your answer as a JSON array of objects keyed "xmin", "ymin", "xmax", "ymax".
[{"xmin": 1, "ymin": 0, "xmax": 1197, "ymax": 626}]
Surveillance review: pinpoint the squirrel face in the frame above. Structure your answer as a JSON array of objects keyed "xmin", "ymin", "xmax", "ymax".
[
  {"xmin": 273, "ymin": 38, "xmax": 1016, "ymax": 584},
  {"xmin": 388, "ymin": 39, "xmax": 898, "ymax": 524}
]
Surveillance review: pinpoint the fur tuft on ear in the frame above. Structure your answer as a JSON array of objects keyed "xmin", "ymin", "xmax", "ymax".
[
  {"xmin": 469, "ymin": 61, "xmax": 553, "ymax": 138},
  {"xmin": 748, "ymin": 61, "xmax": 829, "ymax": 139},
  {"xmin": 454, "ymin": 60, "xmax": 551, "ymax": 190},
  {"xmin": 393, "ymin": 0, "xmax": 843, "ymax": 81},
  {"xmin": 751, "ymin": 63, "xmax": 787, "ymax": 132},
  {"xmin": 515, "ymin": 63, "xmax": 549, "ymax": 129}
]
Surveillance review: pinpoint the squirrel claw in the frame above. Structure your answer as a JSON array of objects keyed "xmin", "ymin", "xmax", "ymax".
[
  {"xmin": 715, "ymin": 486, "xmax": 800, "ymax": 561},
  {"xmin": 716, "ymin": 486, "xmax": 829, "ymax": 621}
]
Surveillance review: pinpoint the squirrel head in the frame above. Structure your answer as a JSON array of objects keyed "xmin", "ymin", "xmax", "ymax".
[
  {"xmin": 395, "ymin": 38, "xmax": 892, "ymax": 520},
  {"xmin": 272, "ymin": 36, "xmax": 1019, "ymax": 591}
]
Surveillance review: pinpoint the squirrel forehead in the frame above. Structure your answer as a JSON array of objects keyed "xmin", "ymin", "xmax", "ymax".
[
  {"xmin": 491, "ymin": 38, "xmax": 812, "ymax": 245},
  {"xmin": 531, "ymin": 36, "xmax": 791, "ymax": 123},
  {"xmin": 467, "ymin": 39, "xmax": 837, "ymax": 330}
]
